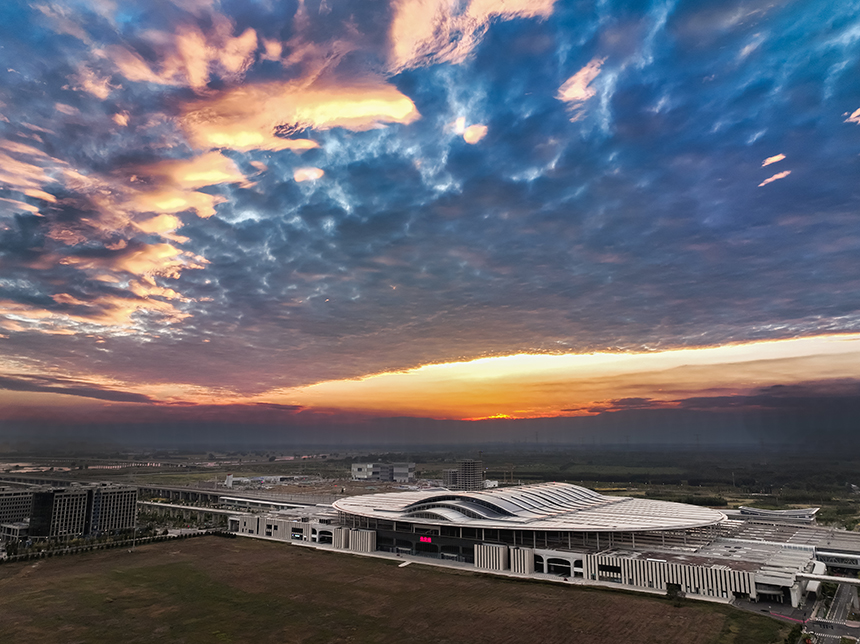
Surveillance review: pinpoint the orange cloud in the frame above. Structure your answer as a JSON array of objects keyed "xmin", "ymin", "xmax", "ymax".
[
  {"xmin": 108, "ymin": 45, "xmax": 167, "ymax": 85},
  {"xmin": 294, "ymin": 167, "xmax": 324, "ymax": 182},
  {"xmin": 0, "ymin": 288, "xmax": 189, "ymax": 332},
  {"xmin": 758, "ymin": 170, "xmax": 791, "ymax": 187},
  {"xmin": 463, "ymin": 124, "xmax": 488, "ymax": 144},
  {"xmin": 135, "ymin": 214, "xmax": 182, "ymax": 235},
  {"xmin": 23, "ymin": 188, "xmax": 57, "ymax": 203},
  {"xmin": 145, "ymin": 151, "xmax": 245, "ymax": 189},
  {"xmin": 116, "ymin": 151, "xmax": 248, "ymax": 218},
  {"xmin": 389, "ymin": 0, "xmax": 557, "ymax": 72},
  {"xmin": 261, "ymin": 38, "xmax": 282, "ymax": 61},
  {"xmin": 0, "ymin": 145, "xmax": 56, "ymax": 194},
  {"xmin": 0, "ymin": 140, "xmax": 67, "ymax": 214},
  {"xmin": 125, "ymin": 187, "xmax": 227, "ymax": 219},
  {"xmin": 0, "ymin": 134, "xmax": 241, "ymax": 339},
  {"xmin": 0, "ymin": 197, "xmax": 41, "ymax": 214},
  {"xmin": 762, "ymin": 153, "xmax": 785, "ymax": 167},
  {"xmin": 181, "ymin": 80, "xmax": 418, "ymax": 151},
  {"xmin": 68, "ymin": 64, "xmax": 114, "ymax": 99},
  {"xmin": 135, "ymin": 214, "xmax": 189, "ymax": 243},
  {"xmin": 106, "ymin": 14, "xmax": 258, "ymax": 91},
  {"xmin": 845, "ymin": 108, "xmax": 860, "ymax": 124},
  {"xmin": 62, "ymin": 242, "xmax": 206, "ymax": 281},
  {"xmin": 557, "ymin": 57, "xmax": 606, "ymax": 121}
]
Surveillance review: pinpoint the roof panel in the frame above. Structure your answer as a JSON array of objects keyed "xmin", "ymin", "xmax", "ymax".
[{"xmin": 333, "ymin": 482, "xmax": 726, "ymax": 532}]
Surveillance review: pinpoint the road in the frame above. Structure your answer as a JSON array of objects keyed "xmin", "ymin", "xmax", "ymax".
[
  {"xmin": 732, "ymin": 591, "xmax": 859, "ymax": 642},
  {"xmin": 827, "ymin": 582, "xmax": 855, "ymax": 622},
  {"xmin": 806, "ymin": 618, "xmax": 858, "ymax": 640}
]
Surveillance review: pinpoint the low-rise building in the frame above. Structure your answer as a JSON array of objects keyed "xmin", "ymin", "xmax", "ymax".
[
  {"xmin": 351, "ymin": 462, "xmax": 415, "ymax": 483},
  {"xmin": 0, "ymin": 521, "xmax": 29, "ymax": 541}
]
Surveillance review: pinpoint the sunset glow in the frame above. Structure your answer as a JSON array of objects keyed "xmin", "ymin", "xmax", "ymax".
[
  {"xmin": 0, "ymin": 0, "xmax": 858, "ymax": 446},
  {"xmin": 261, "ymin": 335, "xmax": 860, "ymax": 420}
]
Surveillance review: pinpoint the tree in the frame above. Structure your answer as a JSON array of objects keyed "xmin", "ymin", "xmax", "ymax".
[{"xmin": 666, "ymin": 583, "xmax": 685, "ymax": 607}]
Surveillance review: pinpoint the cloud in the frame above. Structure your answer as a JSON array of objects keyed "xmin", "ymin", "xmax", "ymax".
[
  {"xmin": 451, "ymin": 117, "xmax": 488, "ymax": 143},
  {"xmin": 294, "ymin": 167, "xmax": 325, "ymax": 182},
  {"xmin": 0, "ymin": 373, "xmax": 155, "ymax": 403},
  {"xmin": 1, "ymin": 0, "xmax": 859, "ymax": 423},
  {"xmin": 61, "ymin": 242, "xmax": 206, "ymax": 281},
  {"xmin": 255, "ymin": 402, "xmax": 304, "ymax": 412},
  {"xmin": 180, "ymin": 80, "xmax": 419, "ymax": 152},
  {"xmin": 67, "ymin": 64, "xmax": 114, "ymax": 99},
  {"xmin": 758, "ymin": 170, "xmax": 791, "ymax": 187},
  {"xmin": 0, "ymin": 290, "xmax": 187, "ymax": 332},
  {"xmin": 388, "ymin": 0, "xmax": 557, "ymax": 72},
  {"xmin": 846, "ymin": 108, "xmax": 860, "ymax": 124},
  {"xmin": 33, "ymin": 2, "xmax": 92, "ymax": 43},
  {"xmin": 0, "ymin": 197, "xmax": 41, "ymax": 214},
  {"xmin": 0, "ymin": 140, "xmax": 60, "ymax": 201},
  {"xmin": 134, "ymin": 214, "xmax": 188, "ymax": 243},
  {"xmin": 557, "ymin": 57, "xmax": 606, "ymax": 121},
  {"xmin": 463, "ymin": 124, "xmax": 488, "ymax": 144},
  {"xmin": 106, "ymin": 15, "xmax": 258, "ymax": 91},
  {"xmin": 761, "ymin": 153, "xmax": 785, "ymax": 167},
  {"xmin": 123, "ymin": 151, "xmax": 248, "ymax": 218}
]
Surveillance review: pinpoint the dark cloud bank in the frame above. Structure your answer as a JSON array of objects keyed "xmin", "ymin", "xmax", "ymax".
[{"xmin": 2, "ymin": 380, "xmax": 858, "ymax": 453}]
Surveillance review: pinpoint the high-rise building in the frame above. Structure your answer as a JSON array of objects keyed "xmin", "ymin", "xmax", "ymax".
[
  {"xmin": 444, "ymin": 459, "xmax": 483, "ymax": 491},
  {"xmin": 29, "ymin": 483, "xmax": 137, "ymax": 539},
  {"xmin": 30, "ymin": 487, "xmax": 90, "ymax": 539},
  {"xmin": 89, "ymin": 483, "xmax": 137, "ymax": 534},
  {"xmin": 0, "ymin": 487, "xmax": 34, "ymax": 525},
  {"xmin": 442, "ymin": 469, "xmax": 458, "ymax": 488}
]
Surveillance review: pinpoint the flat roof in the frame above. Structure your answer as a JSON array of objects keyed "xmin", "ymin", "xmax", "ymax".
[{"xmin": 333, "ymin": 482, "xmax": 727, "ymax": 533}]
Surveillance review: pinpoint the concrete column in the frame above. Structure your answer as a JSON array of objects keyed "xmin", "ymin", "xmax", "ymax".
[{"xmin": 510, "ymin": 547, "xmax": 535, "ymax": 574}]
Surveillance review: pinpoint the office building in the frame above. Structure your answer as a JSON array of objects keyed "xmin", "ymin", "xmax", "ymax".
[
  {"xmin": 29, "ymin": 483, "xmax": 137, "ymax": 539},
  {"xmin": 0, "ymin": 487, "xmax": 34, "ymax": 525},
  {"xmin": 351, "ymin": 462, "xmax": 416, "ymax": 483}
]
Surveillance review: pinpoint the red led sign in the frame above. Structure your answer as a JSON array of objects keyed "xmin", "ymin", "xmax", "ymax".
[{"xmin": 419, "ymin": 536, "xmax": 432, "ymax": 543}]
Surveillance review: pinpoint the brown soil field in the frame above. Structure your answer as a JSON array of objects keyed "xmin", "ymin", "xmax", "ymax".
[{"xmin": 0, "ymin": 536, "xmax": 790, "ymax": 644}]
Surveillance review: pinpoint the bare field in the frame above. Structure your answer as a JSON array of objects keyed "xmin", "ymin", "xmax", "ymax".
[{"xmin": 0, "ymin": 537, "xmax": 789, "ymax": 644}]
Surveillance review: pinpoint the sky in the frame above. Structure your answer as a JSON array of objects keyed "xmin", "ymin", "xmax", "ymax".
[{"xmin": 1, "ymin": 0, "xmax": 860, "ymax": 448}]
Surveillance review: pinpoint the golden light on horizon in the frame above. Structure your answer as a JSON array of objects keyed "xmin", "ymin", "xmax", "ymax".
[{"xmin": 255, "ymin": 334, "xmax": 860, "ymax": 420}]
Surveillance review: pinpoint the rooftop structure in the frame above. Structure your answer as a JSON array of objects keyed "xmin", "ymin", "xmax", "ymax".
[
  {"xmin": 333, "ymin": 481, "xmax": 726, "ymax": 532},
  {"xmin": 738, "ymin": 506, "xmax": 819, "ymax": 524}
]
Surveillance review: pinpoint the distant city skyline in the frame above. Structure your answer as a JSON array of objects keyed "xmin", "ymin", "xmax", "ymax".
[{"xmin": 1, "ymin": 0, "xmax": 859, "ymax": 446}]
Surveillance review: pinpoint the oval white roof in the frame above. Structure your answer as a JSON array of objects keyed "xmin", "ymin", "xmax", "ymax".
[{"xmin": 333, "ymin": 482, "xmax": 726, "ymax": 532}]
